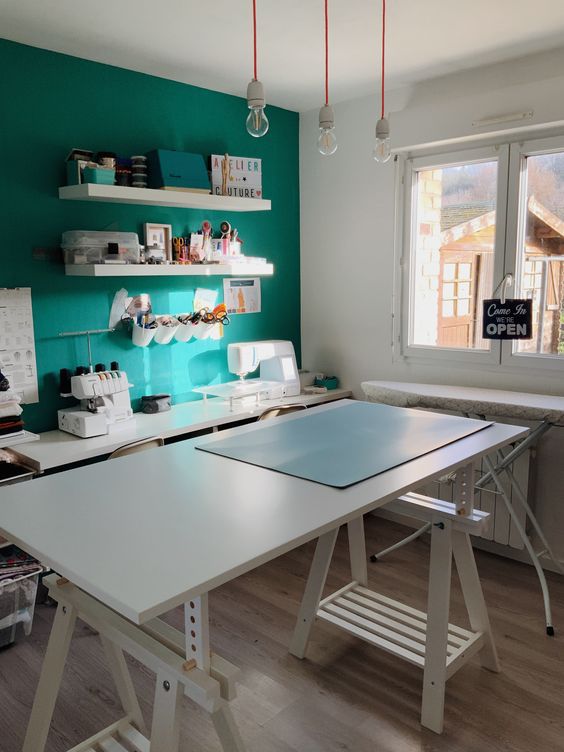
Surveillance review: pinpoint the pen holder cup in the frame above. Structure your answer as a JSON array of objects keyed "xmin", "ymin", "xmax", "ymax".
[
  {"xmin": 191, "ymin": 321, "xmax": 214, "ymax": 340},
  {"xmin": 175, "ymin": 317, "xmax": 194, "ymax": 342},
  {"xmin": 132, "ymin": 322, "xmax": 156, "ymax": 347},
  {"xmin": 154, "ymin": 318, "xmax": 180, "ymax": 344}
]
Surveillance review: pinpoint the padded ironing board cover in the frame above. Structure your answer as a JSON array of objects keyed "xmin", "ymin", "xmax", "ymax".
[
  {"xmin": 361, "ymin": 381, "xmax": 564, "ymax": 424},
  {"xmin": 195, "ymin": 401, "xmax": 490, "ymax": 488}
]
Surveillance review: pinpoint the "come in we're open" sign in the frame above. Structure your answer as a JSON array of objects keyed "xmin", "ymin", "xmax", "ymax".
[{"xmin": 482, "ymin": 299, "xmax": 533, "ymax": 340}]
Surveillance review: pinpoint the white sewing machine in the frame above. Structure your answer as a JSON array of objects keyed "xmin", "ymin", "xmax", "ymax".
[
  {"xmin": 193, "ymin": 340, "xmax": 300, "ymax": 407},
  {"xmin": 58, "ymin": 371, "xmax": 134, "ymax": 438}
]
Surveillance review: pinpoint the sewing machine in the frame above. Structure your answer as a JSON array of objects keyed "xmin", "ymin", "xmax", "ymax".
[
  {"xmin": 193, "ymin": 340, "xmax": 300, "ymax": 407},
  {"xmin": 228, "ymin": 340, "xmax": 300, "ymax": 395},
  {"xmin": 58, "ymin": 371, "xmax": 134, "ymax": 438}
]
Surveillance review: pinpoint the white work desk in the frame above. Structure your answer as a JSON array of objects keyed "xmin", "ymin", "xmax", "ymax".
[
  {"xmin": 7, "ymin": 389, "xmax": 351, "ymax": 473},
  {"xmin": 0, "ymin": 401, "xmax": 527, "ymax": 749}
]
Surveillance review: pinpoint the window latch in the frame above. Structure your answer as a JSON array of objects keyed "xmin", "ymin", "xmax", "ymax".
[{"xmin": 492, "ymin": 273, "xmax": 513, "ymax": 305}]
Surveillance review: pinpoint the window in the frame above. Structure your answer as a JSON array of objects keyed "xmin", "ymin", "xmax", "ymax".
[
  {"xmin": 400, "ymin": 135, "xmax": 564, "ymax": 369},
  {"xmin": 510, "ymin": 145, "xmax": 564, "ymax": 361}
]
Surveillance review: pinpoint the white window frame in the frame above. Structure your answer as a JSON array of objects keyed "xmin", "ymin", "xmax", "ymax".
[
  {"xmin": 398, "ymin": 144, "xmax": 509, "ymax": 365},
  {"xmin": 501, "ymin": 135, "xmax": 564, "ymax": 372}
]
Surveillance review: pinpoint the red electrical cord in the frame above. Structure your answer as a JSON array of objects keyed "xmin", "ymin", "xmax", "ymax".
[
  {"xmin": 381, "ymin": 0, "xmax": 386, "ymax": 118},
  {"xmin": 325, "ymin": 0, "xmax": 329, "ymax": 106},
  {"xmin": 252, "ymin": 0, "xmax": 258, "ymax": 81}
]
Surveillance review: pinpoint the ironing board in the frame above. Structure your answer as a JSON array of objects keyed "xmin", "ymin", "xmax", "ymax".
[
  {"xmin": 0, "ymin": 401, "xmax": 528, "ymax": 746},
  {"xmin": 362, "ymin": 381, "xmax": 564, "ymax": 635}
]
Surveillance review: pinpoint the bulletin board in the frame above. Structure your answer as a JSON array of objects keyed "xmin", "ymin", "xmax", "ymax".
[{"xmin": 0, "ymin": 288, "xmax": 39, "ymax": 403}]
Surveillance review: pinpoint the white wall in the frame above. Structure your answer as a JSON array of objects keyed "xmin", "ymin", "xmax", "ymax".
[{"xmin": 300, "ymin": 48, "xmax": 564, "ymax": 563}]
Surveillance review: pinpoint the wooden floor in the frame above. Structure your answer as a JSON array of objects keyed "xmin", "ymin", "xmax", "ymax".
[{"xmin": 1, "ymin": 516, "xmax": 563, "ymax": 752}]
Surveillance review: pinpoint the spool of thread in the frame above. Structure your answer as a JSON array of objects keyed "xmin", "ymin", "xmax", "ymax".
[
  {"xmin": 59, "ymin": 368, "xmax": 72, "ymax": 394},
  {"xmin": 96, "ymin": 151, "xmax": 116, "ymax": 169}
]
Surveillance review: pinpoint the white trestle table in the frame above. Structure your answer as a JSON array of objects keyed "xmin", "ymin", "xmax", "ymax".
[{"xmin": 0, "ymin": 400, "xmax": 528, "ymax": 748}]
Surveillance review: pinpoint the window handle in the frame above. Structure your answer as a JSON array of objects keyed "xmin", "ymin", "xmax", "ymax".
[{"xmin": 492, "ymin": 273, "xmax": 513, "ymax": 305}]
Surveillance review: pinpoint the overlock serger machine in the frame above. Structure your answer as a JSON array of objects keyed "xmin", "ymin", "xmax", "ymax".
[{"xmin": 58, "ymin": 370, "xmax": 134, "ymax": 438}]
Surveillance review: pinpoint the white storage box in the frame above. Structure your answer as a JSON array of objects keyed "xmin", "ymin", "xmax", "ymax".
[{"xmin": 62, "ymin": 230, "xmax": 140, "ymax": 264}]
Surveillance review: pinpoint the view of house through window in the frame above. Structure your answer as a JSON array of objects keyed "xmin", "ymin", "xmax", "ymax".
[
  {"xmin": 515, "ymin": 151, "xmax": 564, "ymax": 357},
  {"xmin": 410, "ymin": 160, "xmax": 497, "ymax": 350}
]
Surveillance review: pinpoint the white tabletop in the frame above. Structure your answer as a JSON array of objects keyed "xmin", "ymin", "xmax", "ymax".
[
  {"xmin": 362, "ymin": 381, "xmax": 564, "ymax": 423},
  {"xmin": 7, "ymin": 390, "xmax": 351, "ymax": 472},
  {"xmin": 0, "ymin": 401, "xmax": 527, "ymax": 625}
]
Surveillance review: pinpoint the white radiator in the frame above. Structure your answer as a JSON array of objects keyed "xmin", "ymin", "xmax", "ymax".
[{"xmin": 427, "ymin": 448, "xmax": 531, "ymax": 550}]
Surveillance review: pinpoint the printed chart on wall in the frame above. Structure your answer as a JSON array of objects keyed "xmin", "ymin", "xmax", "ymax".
[
  {"xmin": 0, "ymin": 288, "xmax": 39, "ymax": 403},
  {"xmin": 223, "ymin": 278, "xmax": 261, "ymax": 314}
]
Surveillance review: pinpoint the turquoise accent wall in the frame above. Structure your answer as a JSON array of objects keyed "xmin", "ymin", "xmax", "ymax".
[{"xmin": 0, "ymin": 40, "xmax": 300, "ymax": 433}]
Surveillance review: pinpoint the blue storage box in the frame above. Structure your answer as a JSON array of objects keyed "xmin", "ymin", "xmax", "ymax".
[
  {"xmin": 66, "ymin": 160, "xmax": 82, "ymax": 185},
  {"xmin": 146, "ymin": 150, "xmax": 211, "ymax": 193},
  {"xmin": 315, "ymin": 375, "xmax": 339, "ymax": 390},
  {"xmin": 83, "ymin": 167, "xmax": 115, "ymax": 185}
]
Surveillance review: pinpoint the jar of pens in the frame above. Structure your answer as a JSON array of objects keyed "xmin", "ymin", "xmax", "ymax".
[
  {"xmin": 131, "ymin": 304, "xmax": 230, "ymax": 347},
  {"xmin": 132, "ymin": 313, "xmax": 158, "ymax": 346}
]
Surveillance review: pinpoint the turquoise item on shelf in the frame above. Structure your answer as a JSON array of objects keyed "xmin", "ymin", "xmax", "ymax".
[
  {"xmin": 66, "ymin": 161, "xmax": 80, "ymax": 185},
  {"xmin": 147, "ymin": 149, "xmax": 211, "ymax": 192},
  {"xmin": 315, "ymin": 375, "xmax": 339, "ymax": 390},
  {"xmin": 196, "ymin": 402, "xmax": 492, "ymax": 488},
  {"xmin": 82, "ymin": 167, "xmax": 115, "ymax": 185}
]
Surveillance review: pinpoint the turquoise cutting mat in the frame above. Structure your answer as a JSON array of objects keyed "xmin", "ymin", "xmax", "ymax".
[{"xmin": 195, "ymin": 402, "xmax": 491, "ymax": 488}]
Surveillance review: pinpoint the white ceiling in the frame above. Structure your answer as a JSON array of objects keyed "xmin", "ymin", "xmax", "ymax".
[{"xmin": 3, "ymin": 0, "xmax": 564, "ymax": 112}]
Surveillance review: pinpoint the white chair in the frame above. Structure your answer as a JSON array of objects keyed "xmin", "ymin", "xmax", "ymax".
[
  {"xmin": 108, "ymin": 436, "xmax": 164, "ymax": 460},
  {"xmin": 258, "ymin": 404, "xmax": 307, "ymax": 421}
]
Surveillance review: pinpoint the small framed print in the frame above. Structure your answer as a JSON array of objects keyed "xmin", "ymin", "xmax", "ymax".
[{"xmin": 144, "ymin": 223, "xmax": 172, "ymax": 261}]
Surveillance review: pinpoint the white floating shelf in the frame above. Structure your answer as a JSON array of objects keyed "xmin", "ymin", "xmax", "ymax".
[
  {"xmin": 2, "ymin": 430, "xmax": 40, "ymax": 449},
  {"xmin": 59, "ymin": 183, "xmax": 271, "ymax": 212},
  {"xmin": 65, "ymin": 262, "xmax": 274, "ymax": 277}
]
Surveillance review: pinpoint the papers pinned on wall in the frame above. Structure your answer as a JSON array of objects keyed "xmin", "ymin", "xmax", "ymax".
[
  {"xmin": 0, "ymin": 288, "xmax": 39, "ymax": 403},
  {"xmin": 194, "ymin": 288, "xmax": 218, "ymax": 313},
  {"xmin": 223, "ymin": 278, "xmax": 261, "ymax": 314}
]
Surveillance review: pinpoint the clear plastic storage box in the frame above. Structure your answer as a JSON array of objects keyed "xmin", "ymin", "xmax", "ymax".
[
  {"xmin": 62, "ymin": 230, "xmax": 141, "ymax": 264},
  {"xmin": 0, "ymin": 558, "xmax": 42, "ymax": 649}
]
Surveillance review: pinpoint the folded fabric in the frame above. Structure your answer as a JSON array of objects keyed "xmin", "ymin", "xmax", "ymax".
[
  {"xmin": 0, "ymin": 420, "xmax": 24, "ymax": 437},
  {"xmin": 0, "ymin": 402, "xmax": 22, "ymax": 419},
  {"xmin": 0, "ymin": 390, "xmax": 21, "ymax": 404}
]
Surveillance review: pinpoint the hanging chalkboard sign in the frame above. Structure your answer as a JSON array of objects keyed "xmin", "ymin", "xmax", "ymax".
[{"xmin": 482, "ymin": 299, "xmax": 532, "ymax": 340}]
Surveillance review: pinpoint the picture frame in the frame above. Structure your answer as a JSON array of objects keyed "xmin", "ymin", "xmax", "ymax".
[{"xmin": 144, "ymin": 223, "xmax": 172, "ymax": 262}]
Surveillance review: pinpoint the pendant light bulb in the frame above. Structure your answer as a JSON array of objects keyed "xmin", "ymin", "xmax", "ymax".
[
  {"xmin": 317, "ymin": 1, "xmax": 336, "ymax": 156},
  {"xmin": 246, "ymin": 79, "xmax": 269, "ymax": 138},
  {"xmin": 373, "ymin": 0, "xmax": 391, "ymax": 163},
  {"xmin": 318, "ymin": 104, "xmax": 337, "ymax": 156},
  {"xmin": 373, "ymin": 117, "xmax": 391, "ymax": 163}
]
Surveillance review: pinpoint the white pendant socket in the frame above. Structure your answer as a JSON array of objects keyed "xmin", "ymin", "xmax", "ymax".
[
  {"xmin": 247, "ymin": 79, "xmax": 265, "ymax": 108},
  {"xmin": 375, "ymin": 117, "xmax": 390, "ymax": 139},
  {"xmin": 319, "ymin": 104, "xmax": 335, "ymax": 129}
]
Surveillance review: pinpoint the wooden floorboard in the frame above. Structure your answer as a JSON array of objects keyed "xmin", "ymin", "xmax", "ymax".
[{"xmin": 0, "ymin": 516, "xmax": 562, "ymax": 752}]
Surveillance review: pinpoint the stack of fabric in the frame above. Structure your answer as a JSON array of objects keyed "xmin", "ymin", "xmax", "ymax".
[{"xmin": 0, "ymin": 370, "xmax": 24, "ymax": 439}]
